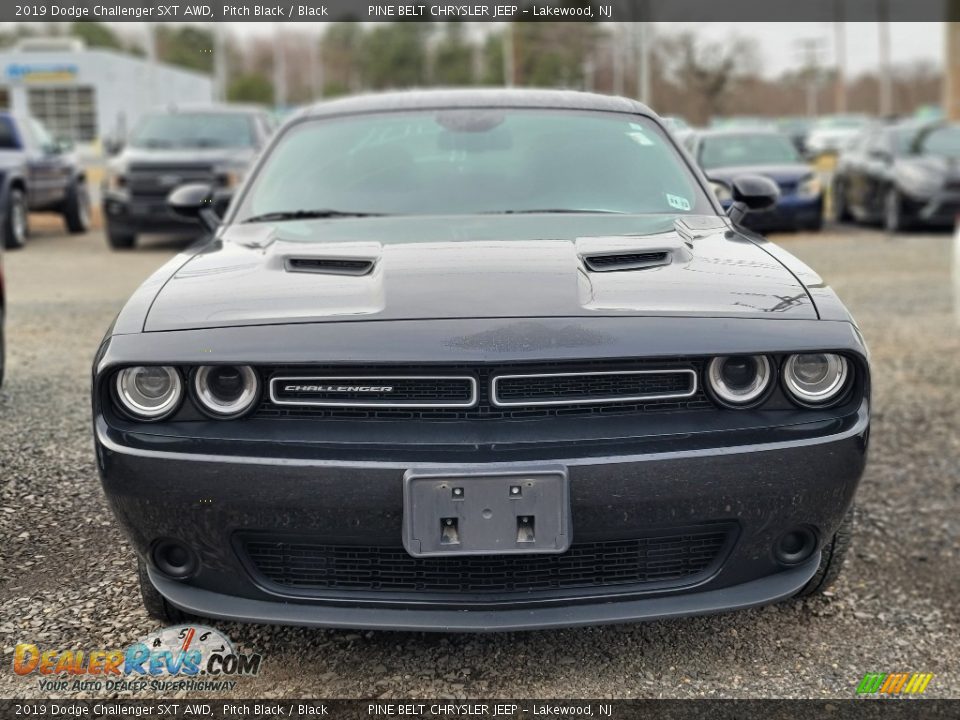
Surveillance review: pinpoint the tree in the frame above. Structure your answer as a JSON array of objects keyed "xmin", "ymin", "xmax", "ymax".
[
  {"xmin": 656, "ymin": 31, "xmax": 760, "ymax": 124},
  {"xmin": 69, "ymin": 22, "xmax": 123, "ymax": 50},
  {"xmin": 361, "ymin": 23, "xmax": 430, "ymax": 89},
  {"xmin": 228, "ymin": 73, "xmax": 273, "ymax": 104},
  {"xmin": 155, "ymin": 26, "xmax": 215, "ymax": 74},
  {"xmin": 433, "ymin": 23, "xmax": 475, "ymax": 86}
]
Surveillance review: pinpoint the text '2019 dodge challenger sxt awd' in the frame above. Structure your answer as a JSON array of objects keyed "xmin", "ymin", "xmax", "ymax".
[{"xmin": 93, "ymin": 90, "xmax": 869, "ymax": 632}]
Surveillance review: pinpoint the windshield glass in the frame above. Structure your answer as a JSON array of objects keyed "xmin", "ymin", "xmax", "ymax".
[
  {"xmin": 236, "ymin": 109, "xmax": 712, "ymax": 220},
  {"xmin": 130, "ymin": 113, "xmax": 255, "ymax": 149},
  {"xmin": 896, "ymin": 124, "xmax": 960, "ymax": 157},
  {"xmin": 698, "ymin": 133, "xmax": 801, "ymax": 169}
]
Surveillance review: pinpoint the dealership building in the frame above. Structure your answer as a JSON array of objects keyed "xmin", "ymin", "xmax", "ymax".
[{"xmin": 0, "ymin": 38, "xmax": 213, "ymax": 152}]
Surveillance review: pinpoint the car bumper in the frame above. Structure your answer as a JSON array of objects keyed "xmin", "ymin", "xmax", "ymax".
[
  {"xmin": 101, "ymin": 191, "xmax": 199, "ymax": 234},
  {"xmin": 96, "ymin": 399, "xmax": 868, "ymax": 631},
  {"xmin": 908, "ymin": 191, "xmax": 960, "ymax": 225}
]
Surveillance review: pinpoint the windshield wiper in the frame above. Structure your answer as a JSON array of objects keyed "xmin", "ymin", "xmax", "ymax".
[
  {"xmin": 480, "ymin": 208, "xmax": 626, "ymax": 215},
  {"xmin": 243, "ymin": 209, "xmax": 386, "ymax": 224}
]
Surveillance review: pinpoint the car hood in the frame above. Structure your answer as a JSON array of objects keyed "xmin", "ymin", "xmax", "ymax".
[
  {"xmin": 143, "ymin": 214, "xmax": 817, "ymax": 332},
  {"xmin": 113, "ymin": 146, "xmax": 256, "ymax": 169},
  {"xmin": 706, "ymin": 164, "xmax": 814, "ymax": 186}
]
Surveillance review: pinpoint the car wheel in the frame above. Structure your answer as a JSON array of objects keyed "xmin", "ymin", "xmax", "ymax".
[
  {"xmin": 795, "ymin": 506, "xmax": 854, "ymax": 597},
  {"xmin": 3, "ymin": 187, "xmax": 28, "ymax": 250},
  {"xmin": 137, "ymin": 557, "xmax": 188, "ymax": 624},
  {"xmin": 832, "ymin": 178, "xmax": 852, "ymax": 222},
  {"xmin": 106, "ymin": 224, "xmax": 136, "ymax": 250},
  {"xmin": 63, "ymin": 180, "xmax": 91, "ymax": 234},
  {"xmin": 0, "ymin": 306, "xmax": 5, "ymax": 388},
  {"xmin": 883, "ymin": 187, "xmax": 906, "ymax": 233}
]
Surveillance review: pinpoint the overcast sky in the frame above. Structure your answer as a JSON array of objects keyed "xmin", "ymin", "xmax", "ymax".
[{"xmin": 216, "ymin": 21, "xmax": 943, "ymax": 78}]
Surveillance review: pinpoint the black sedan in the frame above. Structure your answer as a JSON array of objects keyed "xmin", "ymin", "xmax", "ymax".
[
  {"xmin": 0, "ymin": 112, "xmax": 90, "ymax": 249},
  {"xmin": 684, "ymin": 129, "xmax": 824, "ymax": 232},
  {"xmin": 833, "ymin": 121, "xmax": 960, "ymax": 232},
  {"xmin": 93, "ymin": 90, "xmax": 869, "ymax": 631}
]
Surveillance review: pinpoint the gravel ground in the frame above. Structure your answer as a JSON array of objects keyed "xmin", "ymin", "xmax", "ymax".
[{"xmin": 0, "ymin": 223, "xmax": 957, "ymax": 699}]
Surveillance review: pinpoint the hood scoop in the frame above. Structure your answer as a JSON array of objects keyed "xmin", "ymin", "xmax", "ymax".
[
  {"xmin": 576, "ymin": 232, "xmax": 693, "ymax": 274},
  {"xmin": 582, "ymin": 250, "xmax": 671, "ymax": 273},
  {"xmin": 285, "ymin": 256, "xmax": 376, "ymax": 276}
]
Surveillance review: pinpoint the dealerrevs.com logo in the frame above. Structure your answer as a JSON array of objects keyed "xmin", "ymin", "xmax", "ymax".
[
  {"xmin": 856, "ymin": 672, "xmax": 934, "ymax": 696},
  {"xmin": 13, "ymin": 625, "xmax": 262, "ymax": 693}
]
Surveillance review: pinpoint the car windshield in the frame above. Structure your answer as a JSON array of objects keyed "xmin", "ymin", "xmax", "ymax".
[
  {"xmin": 698, "ymin": 134, "xmax": 801, "ymax": 170},
  {"xmin": 129, "ymin": 112, "xmax": 255, "ymax": 149},
  {"xmin": 896, "ymin": 124, "xmax": 960, "ymax": 157},
  {"xmin": 236, "ymin": 109, "xmax": 712, "ymax": 221}
]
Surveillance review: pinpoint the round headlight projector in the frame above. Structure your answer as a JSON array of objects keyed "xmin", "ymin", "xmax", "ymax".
[
  {"xmin": 115, "ymin": 366, "xmax": 183, "ymax": 420},
  {"xmin": 783, "ymin": 353, "xmax": 849, "ymax": 406},
  {"xmin": 706, "ymin": 355, "xmax": 772, "ymax": 407},
  {"xmin": 193, "ymin": 365, "xmax": 260, "ymax": 418}
]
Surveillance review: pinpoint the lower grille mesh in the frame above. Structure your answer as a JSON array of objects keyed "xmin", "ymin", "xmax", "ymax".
[{"xmin": 242, "ymin": 528, "xmax": 731, "ymax": 595}]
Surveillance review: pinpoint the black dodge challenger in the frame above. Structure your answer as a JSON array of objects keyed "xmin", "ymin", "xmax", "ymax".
[{"xmin": 93, "ymin": 90, "xmax": 869, "ymax": 631}]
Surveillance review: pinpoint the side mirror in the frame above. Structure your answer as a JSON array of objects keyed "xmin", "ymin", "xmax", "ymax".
[
  {"xmin": 103, "ymin": 137, "xmax": 124, "ymax": 156},
  {"xmin": 167, "ymin": 183, "xmax": 228, "ymax": 233},
  {"xmin": 727, "ymin": 175, "xmax": 780, "ymax": 225}
]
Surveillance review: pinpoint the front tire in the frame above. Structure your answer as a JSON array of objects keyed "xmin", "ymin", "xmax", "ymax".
[
  {"xmin": 883, "ymin": 187, "xmax": 907, "ymax": 233},
  {"xmin": 795, "ymin": 506, "xmax": 854, "ymax": 597},
  {"xmin": 62, "ymin": 180, "xmax": 91, "ymax": 234},
  {"xmin": 137, "ymin": 557, "xmax": 187, "ymax": 624},
  {"xmin": 106, "ymin": 223, "xmax": 136, "ymax": 250},
  {"xmin": 3, "ymin": 187, "xmax": 28, "ymax": 250}
]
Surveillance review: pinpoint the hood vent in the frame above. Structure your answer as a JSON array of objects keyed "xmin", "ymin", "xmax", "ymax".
[
  {"xmin": 582, "ymin": 250, "xmax": 672, "ymax": 273},
  {"xmin": 284, "ymin": 257, "xmax": 376, "ymax": 276}
]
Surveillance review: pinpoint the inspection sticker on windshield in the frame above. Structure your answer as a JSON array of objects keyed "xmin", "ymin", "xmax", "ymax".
[{"xmin": 666, "ymin": 194, "xmax": 691, "ymax": 211}]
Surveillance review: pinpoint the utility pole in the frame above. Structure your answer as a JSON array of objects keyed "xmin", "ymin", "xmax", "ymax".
[
  {"xmin": 795, "ymin": 37, "xmax": 825, "ymax": 117},
  {"xmin": 636, "ymin": 22, "xmax": 652, "ymax": 105},
  {"xmin": 503, "ymin": 24, "xmax": 515, "ymax": 87},
  {"xmin": 273, "ymin": 23, "xmax": 287, "ymax": 109},
  {"xmin": 213, "ymin": 25, "xmax": 227, "ymax": 102},
  {"xmin": 945, "ymin": 21, "xmax": 960, "ymax": 121},
  {"xmin": 877, "ymin": 3, "xmax": 893, "ymax": 117},
  {"xmin": 833, "ymin": 16, "xmax": 847, "ymax": 113}
]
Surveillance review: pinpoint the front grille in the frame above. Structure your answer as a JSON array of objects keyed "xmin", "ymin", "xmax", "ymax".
[
  {"xmin": 270, "ymin": 376, "xmax": 476, "ymax": 408},
  {"xmin": 254, "ymin": 360, "xmax": 714, "ymax": 421},
  {"xmin": 127, "ymin": 164, "xmax": 216, "ymax": 197},
  {"xmin": 492, "ymin": 369, "xmax": 695, "ymax": 406},
  {"xmin": 242, "ymin": 527, "xmax": 732, "ymax": 596}
]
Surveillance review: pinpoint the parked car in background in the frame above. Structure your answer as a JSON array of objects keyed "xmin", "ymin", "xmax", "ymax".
[
  {"xmin": 805, "ymin": 115, "xmax": 870, "ymax": 157},
  {"xmin": 775, "ymin": 116, "xmax": 814, "ymax": 156},
  {"xmin": 94, "ymin": 90, "xmax": 868, "ymax": 630},
  {"xmin": 0, "ymin": 226, "xmax": 5, "ymax": 387},
  {"xmin": 685, "ymin": 129, "xmax": 823, "ymax": 231},
  {"xmin": 101, "ymin": 105, "xmax": 275, "ymax": 250},
  {"xmin": 833, "ymin": 121, "xmax": 960, "ymax": 232},
  {"xmin": 0, "ymin": 112, "xmax": 90, "ymax": 249}
]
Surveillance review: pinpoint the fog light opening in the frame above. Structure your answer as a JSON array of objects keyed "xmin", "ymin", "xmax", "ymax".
[
  {"xmin": 152, "ymin": 539, "xmax": 198, "ymax": 579},
  {"xmin": 774, "ymin": 527, "xmax": 817, "ymax": 566}
]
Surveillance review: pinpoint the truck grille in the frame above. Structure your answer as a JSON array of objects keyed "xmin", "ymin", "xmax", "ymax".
[
  {"xmin": 254, "ymin": 360, "xmax": 712, "ymax": 421},
  {"xmin": 241, "ymin": 526, "xmax": 732, "ymax": 596},
  {"xmin": 126, "ymin": 164, "xmax": 217, "ymax": 197}
]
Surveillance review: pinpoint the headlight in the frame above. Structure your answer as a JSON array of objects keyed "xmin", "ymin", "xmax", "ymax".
[
  {"xmin": 710, "ymin": 181, "xmax": 732, "ymax": 203},
  {"xmin": 706, "ymin": 355, "xmax": 773, "ymax": 407},
  {"xmin": 798, "ymin": 175, "xmax": 822, "ymax": 197},
  {"xmin": 214, "ymin": 165, "xmax": 246, "ymax": 189},
  {"xmin": 105, "ymin": 169, "xmax": 126, "ymax": 192},
  {"xmin": 115, "ymin": 366, "xmax": 182, "ymax": 420},
  {"xmin": 193, "ymin": 365, "xmax": 260, "ymax": 418},
  {"xmin": 897, "ymin": 164, "xmax": 942, "ymax": 196},
  {"xmin": 783, "ymin": 353, "xmax": 850, "ymax": 406}
]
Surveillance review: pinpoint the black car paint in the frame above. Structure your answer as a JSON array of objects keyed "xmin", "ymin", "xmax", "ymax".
[
  {"xmin": 835, "ymin": 122, "xmax": 960, "ymax": 228},
  {"xmin": 93, "ymin": 90, "xmax": 869, "ymax": 630}
]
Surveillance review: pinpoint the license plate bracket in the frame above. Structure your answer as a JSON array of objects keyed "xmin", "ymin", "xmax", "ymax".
[{"xmin": 402, "ymin": 467, "xmax": 570, "ymax": 557}]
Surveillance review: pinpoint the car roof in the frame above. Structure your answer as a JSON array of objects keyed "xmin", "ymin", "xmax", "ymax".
[
  {"xmin": 301, "ymin": 88, "xmax": 656, "ymax": 120},
  {"xmin": 690, "ymin": 128, "xmax": 787, "ymax": 140},
  {"xmin": 147, "ymin": 104, "xmax": 268, "ymax": 116}
]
